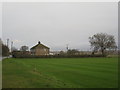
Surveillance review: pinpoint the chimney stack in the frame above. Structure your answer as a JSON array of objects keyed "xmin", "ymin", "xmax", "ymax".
[{"xmin": 38, "ymin": 41, "xmax": 41, "ymax": 44}]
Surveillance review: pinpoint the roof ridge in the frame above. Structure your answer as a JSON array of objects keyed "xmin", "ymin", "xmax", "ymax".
[{"xmin": 30, "ymin": 43, "xmax": 49, "ymax": 49}]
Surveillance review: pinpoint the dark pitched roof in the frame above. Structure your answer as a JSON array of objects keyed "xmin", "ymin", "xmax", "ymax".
[{"xmin": 30, "ymin": 43, "xmax": 49, "ymax": 50}]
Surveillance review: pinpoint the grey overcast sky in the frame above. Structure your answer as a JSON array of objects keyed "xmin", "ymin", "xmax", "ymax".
[{"xmin": 2, "ymin": 2, "xmax": 118, "ymax": 51}]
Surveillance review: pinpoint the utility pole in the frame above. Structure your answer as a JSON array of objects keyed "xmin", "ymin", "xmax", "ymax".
[
  {"xmin": 6, "ymin": 38, "xmax": 9, "ymax": 48},
  {"xmin": 11, "ymin": 41, "xmax": 13, "ymax": 52},
  {"xmin": 6, "ymin": 38, "xmax": 9, "ymax": 58},
  {"xmin": 66, "ymin": 44, "xmax": 69, "ymax": 51}
]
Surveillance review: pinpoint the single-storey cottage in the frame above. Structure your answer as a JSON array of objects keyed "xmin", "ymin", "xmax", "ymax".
[{"xmin": 30, "ymin": 41, "xmax": 50, "ymax": 55}]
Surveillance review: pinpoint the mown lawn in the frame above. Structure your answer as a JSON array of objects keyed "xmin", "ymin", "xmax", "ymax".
[{"xmin": 2, "ymin": 57, "xmax": 118, "ymax": 88}]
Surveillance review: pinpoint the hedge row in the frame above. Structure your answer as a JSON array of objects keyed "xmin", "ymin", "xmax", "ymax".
[{"xmin": 12, "ymin": 54, "xmax": 106, "ymax": 58}]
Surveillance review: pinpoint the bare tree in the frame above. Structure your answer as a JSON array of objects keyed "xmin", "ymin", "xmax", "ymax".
[
  {"xmin": 67, "ymin": 49, "xmax": 79, "ymax": 55},
  {"xmin": 20, "ymin": 46, "xmax": 29, "ymax": 51},
  {"xmin": 0, "ymin": 38, "xmax": 2, "ymax": 48},
  {"xmin": 12, "ymin": 47, "xmax": 18, "ymax": 52},
  {"xmin": 0, "ymin": 38, "xmax": 2, "ymax": 56},
  {"xmin": 0, "ymin": 38, "xmax": 9, "ymax": 56},
  {"xmin": 89, "ymin": 33, "xmax": 117, "ymax": 56},
  {"xmin": 2, "ymin": 44, "xmax": 9, "ymax": 56}
]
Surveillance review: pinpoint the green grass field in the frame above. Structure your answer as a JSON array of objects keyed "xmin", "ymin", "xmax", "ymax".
[{"xmin": 2, "ymin": 57, "xmax": 118, "ymax": 88}]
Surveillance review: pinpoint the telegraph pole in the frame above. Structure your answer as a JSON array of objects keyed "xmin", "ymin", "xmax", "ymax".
[
  {"xmin": 11, "ymin": 41, "xmax": 13, "ymax": 52},
  {"xmin": 66, "ymin": 44, "xmax": 69, "ymax": 51},
  {"xmin": 6, "ymin": 38, "xmax": 9, "ymax": 58},
  {"xmin": 6, "ymin": 38, "xmax": 9, "ymax": 48}
]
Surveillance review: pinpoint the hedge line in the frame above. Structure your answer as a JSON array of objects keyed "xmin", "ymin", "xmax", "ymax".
[{"xmin": 12, "ymin": 54, "xmax": 106, "ymax": 58}]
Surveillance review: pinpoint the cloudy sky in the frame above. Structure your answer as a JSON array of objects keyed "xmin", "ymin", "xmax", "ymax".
[{"xmin": 2, "ymin": 2, "xmax": 118, "ymax": 51}]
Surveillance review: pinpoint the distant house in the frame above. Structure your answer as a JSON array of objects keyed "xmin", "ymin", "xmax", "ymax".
[{"xmin": 30, "ymin": 41, "xmax": 50, "ymax": 55}]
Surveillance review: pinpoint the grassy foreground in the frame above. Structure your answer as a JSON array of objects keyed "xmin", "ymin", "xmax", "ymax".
[{"xmin": 2, "ymin": 57, "xmax": 118, "ymax": 88}]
